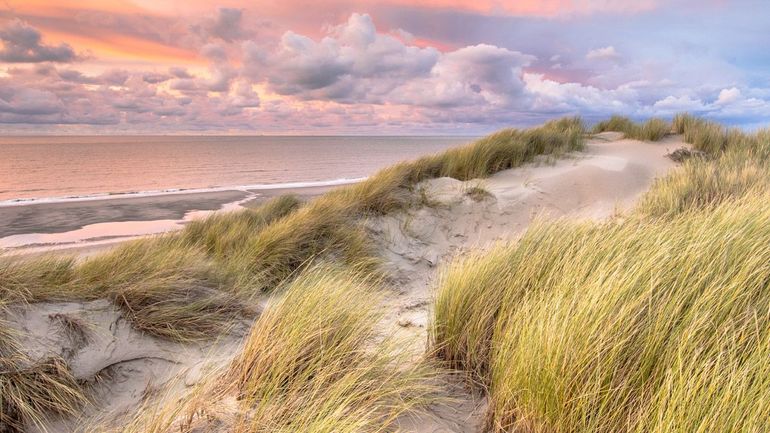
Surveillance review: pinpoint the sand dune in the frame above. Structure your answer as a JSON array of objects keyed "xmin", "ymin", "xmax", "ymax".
[
  {"xmin": 377, "ymin": 132, "xmax": 678, "ymax": 432},
  {"xmin": 2, "ymin": 133, "xmax": 682, "ymax": 432}
]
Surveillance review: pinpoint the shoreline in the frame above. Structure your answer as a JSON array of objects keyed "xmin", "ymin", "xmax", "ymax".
[
  {"xmin": 0, "ymin": 182, "xmax": 348, "ymax": 255},
  {"xmin": 0, "ymin": 177, "xmax": 365, "ymax": 207}
]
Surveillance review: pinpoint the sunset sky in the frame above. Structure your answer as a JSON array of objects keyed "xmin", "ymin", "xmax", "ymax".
[{"xmin": 1, "ymin": 0, "xmax": 768, "ymax": 134}]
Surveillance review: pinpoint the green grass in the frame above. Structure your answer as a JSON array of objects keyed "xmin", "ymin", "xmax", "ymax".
[
  {"xmin": 74, "ymin": 237, "xmax": 249, "ymax": 340},
  {"xmin": 0, "ymin": 256, "xmax": 77, "ymax": 304},
  {"xmin": 228, "ymin": 267, "xmax": 438, "ymax": 432},
  {"xmin": 670, "ymin": 113, "xmax": 749, "ymax": 154},
  {"xmin": 593, "ymin": 115, "xmax": 671, "ymax": 141},
  {"xmin": 182, "ymin": 194, "xmax": 302, "ymax": 259},
  {"xmin": 407, "ymin": 117, "xmax": 585, "ymax": 182}
]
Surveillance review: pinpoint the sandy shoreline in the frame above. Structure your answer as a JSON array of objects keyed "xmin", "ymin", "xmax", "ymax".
[{"xmin": 0, "ymin": 183, "xmax": 347, "ymax": 255}]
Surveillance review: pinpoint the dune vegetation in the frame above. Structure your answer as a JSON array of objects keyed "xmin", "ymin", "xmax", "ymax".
[
  {"xmin": 431, "ymin": 116, "xmax": 770, "ymax": 432},
  {"xmin": 0, "ymin": 117, "xmax": 585, "ymax": 432},
  {"xmin": 2, "ymin": 114, "xmax": 768, "ymax": 433},
  {"xmin": 592, "ymin": 115, "xmax": 671, "ymax": 141},
  {"xmin": 94, "ymin": 267, "xmax": 439, "ymax": 433}
]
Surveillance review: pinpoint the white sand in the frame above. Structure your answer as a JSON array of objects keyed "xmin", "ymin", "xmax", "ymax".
[{"xmin": 2, "ymin": 133, "xmax": 683, "ymax": 432}]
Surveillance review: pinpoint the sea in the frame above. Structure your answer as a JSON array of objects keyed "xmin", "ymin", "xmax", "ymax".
[{"xmin": 0, "ymin": 135, "xmax": 474, "ymax": 204}]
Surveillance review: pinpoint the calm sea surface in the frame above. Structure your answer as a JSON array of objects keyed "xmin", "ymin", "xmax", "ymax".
[{"xmin": 0, "ymin": 135, "xmax": 474, "ymax": 202}]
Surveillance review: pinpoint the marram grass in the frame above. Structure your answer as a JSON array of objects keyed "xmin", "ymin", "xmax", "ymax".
[
  {"xmin": 228, "ymin": 266, "xmax": 438, "ymax": 432},
  {"xmin": 593, "ymin": 115, "xmax": 671, "ymax": 141},
  {"xmin": 432, "ymin": 195, "xmax": 770, "ymax": 433},
  {"xmin": 1, "ymin": 354, "xmax": 87, "ymax": 432},
  {"xmin": 431, "ymin": 118, "xmax": 770, "ymax": 432},
  {"xmin": 1, "ymin": 115, "xmax": 588, "ymax": 328},
  {"xmin": 91, "ymin": 267, "xmax": 439, "ymax": 433},
  {"xmin": 639, "ymin": 119, "xmax": 770, "ymax": 217},
  {"xmin": 0, "ymin": 118, "xmax": 585, "ymax": 430}
]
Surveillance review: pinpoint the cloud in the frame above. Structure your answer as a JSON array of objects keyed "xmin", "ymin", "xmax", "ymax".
[
  {"xmin": 196, "ymin": 7, "xmax": 247, "ymax": 42},
  {"xmin": 716, "ymin": 87, "xmax": 741, "ymax": 105},
  {"xmin": 0, "ymin": 19, "xmax": 78, "ymax": 63},
  {"xmin": 143, "ymin": 72, "xmax": 171, "ymax": 84},
  {"xmin": 200, "ymin": 43, "xmax": 228, "ymax": 62},
  {"xmin": 395, "ymin": 44, "xmax": 534, "ymax": 109},
  {"xmin": 586, "ymin": 46, "xmax": 620, "ymax": 61},
  {"xmin": 169, "ymin": 67, "xmax": 194, "ymax": 79},
  {"xmin": 652, "ymin": 95, "xmax": 706, "ymax": 113},
  {"xmin": 246, "ymin": 13, "xmax": 439, "ymax": 101},
  {"xmin": 0, "ymin": 88, "xmax": 63, "ymax": 115},
  {"xmin": 3, "ymin": 6, "xmax": 770, "ymax": 133}
]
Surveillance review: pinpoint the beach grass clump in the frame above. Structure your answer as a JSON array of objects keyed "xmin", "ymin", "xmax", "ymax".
[
  {"xmin": 638, "ymin": 118, "xmax": 670, "ymax": 141},
  {"xmin": 639, "ymin": 126, "xmax": 770, "ymax": 217},
  {"xmin": 672, "ymin": 112, "xmax": 697, "ymax": 134},
  {"xmin": 0, "ymin": 239, "xmax": 249, "ymax": 342},
  {"xmin": 1, "ymin": 355, "xmax": 87, "ymax": 433},
  {"xmin": 593, "ymin": 115, "xmax": 637, "ymax": 135},
  {"xmin": 638, "ymin": 150, "xmax": 769, "ymax": 217},
  {"xmin": 73, "ymin": 237, "xmax": 248, "ymax": 340},
  {"xmin": 182, "ymin": 194, "xmax": 301, "ymax": 259},
  {"xmin": 227, "ymin": 194, "xmax": 381, "ymax": 293},
  {"xmin": 672, "ymin": 113, "xmax": 728, "ymax": 153},
  {"xmin": 593, "ymin": 115, "xmax": 670, "ymax": 141},
  {"xmin": 430, "ymin": 223, "xmax": 590, "ymax": 385},
  {"xmin": 431, "ymin": 195, "xmax": 770, "ymax": 433},
  {"xmin": 227, "ymin": 266, "xmax": 437, "ymax": 432},
  {"xmin": 404, "ymin": 117, "xmax": 584, "ymax": 183},
  {"xmin": 0, "ymin": 256, "xmax": 76, "ymax": 304},
  {"xmin": 95, "ymin": 267, "xmax": 438, "ymax": 433}
]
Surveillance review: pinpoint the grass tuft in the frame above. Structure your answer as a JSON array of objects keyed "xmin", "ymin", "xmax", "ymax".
[
  {"xmin": 1, "ymin": 356, "xmax": 87, "ymax": 432},
  {"xmin": 182, "ymin": 194, "xmax": 302, "ymax": 259},
  {"xmin": 639, "ymin": 122, "xmax": 770, "ymax": 217},
  {"xmin": 465, "ymin": 185, "xmax": 494, "ymax": 202},
  {"xmin": 0, "ymin": 256, "xmax": 76, "ymax": 304},
  {"xmin": 74, "ymin": 237, "xmax": 250, "ymax": 341},
  {"xmin": 672, "ymin": 113, "xmax": 728, "ymax": 153},
  {"xmin": 593, "ymin": 115, "xmax": 671, "ymax": 141}
]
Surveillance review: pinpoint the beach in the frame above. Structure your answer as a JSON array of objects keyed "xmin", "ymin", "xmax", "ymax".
[{"xmin": 0, "ymin": 183, "xmax": 346, "ymax": 256}]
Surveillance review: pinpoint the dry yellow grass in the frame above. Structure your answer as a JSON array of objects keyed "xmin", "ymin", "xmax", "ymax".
[
  {"xmin": 90, "ymin": 267, "xmax": 439, "ymax": 433},
  {"xmin": 593, "ymin": 115, "xmax": 671, "ymax": 141},
  {"xmin": 431, "ymin": 117, "xmax": 770, "ymax": 433}
]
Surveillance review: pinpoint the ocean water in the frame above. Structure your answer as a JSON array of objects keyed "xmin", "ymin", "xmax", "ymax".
[{"xmin": 0, "ymin": 135, "xmax": 474, "ymax": 203}]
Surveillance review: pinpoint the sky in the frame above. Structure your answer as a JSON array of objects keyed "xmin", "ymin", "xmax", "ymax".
[{"xmin": 0, "ymin": 0, "xmax": 769, "ymax": 134}]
